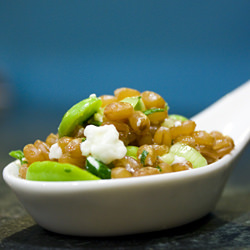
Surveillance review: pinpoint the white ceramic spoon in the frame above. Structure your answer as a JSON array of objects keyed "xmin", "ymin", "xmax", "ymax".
[
  {"xmin": 192, "ymin": 80, "xmax": 250, "ymax": 153},
  {"xmin": 3, "ymin": 81, "xmax": 250, "ymax": 237}
]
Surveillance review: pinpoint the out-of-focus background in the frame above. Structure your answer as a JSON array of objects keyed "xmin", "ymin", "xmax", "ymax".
[{"xmin": 0, "ymin": 0, "xmax": 249, "ymax": 155}]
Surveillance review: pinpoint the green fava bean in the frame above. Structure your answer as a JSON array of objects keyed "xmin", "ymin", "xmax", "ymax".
[
  {"xmin": 58, "ymin": 96, "xmax": 102, "ymax": 137},
  {"xmin": 26, "ymin": 161, "xmax": 100, "ymax": 181}
]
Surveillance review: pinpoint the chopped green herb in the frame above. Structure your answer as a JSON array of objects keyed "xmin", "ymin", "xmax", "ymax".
[
  {"xmin": 88, "ymin": 120, "xmax": 102, "ymax": 126},
  {"xmin": 156, "ymin": 166, "xmax": 162, "ymax": 172},
  {"xmin": 143, "ymin": 108, "xmax": 165, "ymax": 116},
  {"xmin": 9, "ymin": 150, "xmax": 27, "ymax": 165},
  {"xmin": 82, "ymin": 137, "xmax": 86, "ymax": 142},
  {"xmin": 64, "ymin": 168, "xmax": 72, "ymax": 173},
  {"xmin": 140, "ymin": 150, "xmax": 149, "ymax": 165}
]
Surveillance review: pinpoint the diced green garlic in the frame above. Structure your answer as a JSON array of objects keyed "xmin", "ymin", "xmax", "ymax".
[
  {"xmin": 168, "ymin": 114, "xmax": 188, "ymax": 121},
  {"xmin": 126, "ymin": 146, "xmax": 138, "ymax": 159},
  {"xmin": 160, "ymin": 152, "xmax": 175, "ymax": 165},
  {"xmin": 93, "ymin": 107, "xmax": 104, "ymax": 123},
  {"xmin": 161, "ymin": 118, "xmax": 175, "ymax": 128},
  {"xmin": 121, "ymin": 96, "xmax": 146, "ymax": 111},
  {"xmin": 169, "ymin": 143, "xmax": 207, "ymax": 168}
]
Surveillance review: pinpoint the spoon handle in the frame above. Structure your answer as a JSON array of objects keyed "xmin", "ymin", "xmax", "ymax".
[{"xmin": 192, "ymin": 80, "xmax": 250, "ymax": 148}]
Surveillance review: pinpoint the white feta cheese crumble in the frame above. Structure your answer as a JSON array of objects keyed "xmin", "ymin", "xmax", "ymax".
[
  {"xmin": 174, "ymin": 120, "xmax": 182, "ymax": 127},
  {"xmin": 172, "ymin": 155, "xmax": 187, "ymax": 165},
  {"xmin": 136, "ymin": 118, "xmax": 142, "ymax": 127},
  {"xmin": 49, "ymin": 143, "xmax": 62, "ymax": 160},
  {"xmin": 89, "ymin": 93, "xmax": 97, "ymax": 98},
  {"xmin": 87, "ymin": 156, "xmax": 100, "ymax": 168},
  {"xmin": 80, "ymin": 124, "xmax": 127, "ymax": 164}
]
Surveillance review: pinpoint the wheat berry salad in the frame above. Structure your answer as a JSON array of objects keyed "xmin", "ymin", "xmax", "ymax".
[{"xmin": 9, "ymin": 87, "xmax": 234, "ymax": 181}]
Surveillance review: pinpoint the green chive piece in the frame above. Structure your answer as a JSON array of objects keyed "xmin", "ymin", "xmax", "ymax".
[
  {"xmin": 143, "ymin": 108, "xmax": 165, "ymax": 116},
  {"xmin": 86, "ymin": 156, "xmax": 111, "ymax": 179},
  {"xmin": 140, "ymin": 150, "xmax": 149, "ymax": 165}
]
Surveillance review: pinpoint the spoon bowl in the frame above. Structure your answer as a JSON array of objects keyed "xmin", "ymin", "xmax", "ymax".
[{"xmin": 3, "ymin": 81, "xmax": 250, "ymax": 236}]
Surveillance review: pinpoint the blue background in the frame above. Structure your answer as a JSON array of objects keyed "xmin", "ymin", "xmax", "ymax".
[{"xmin": 0, "ymin": 0, "xmax": 249, "ymax": 119}]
